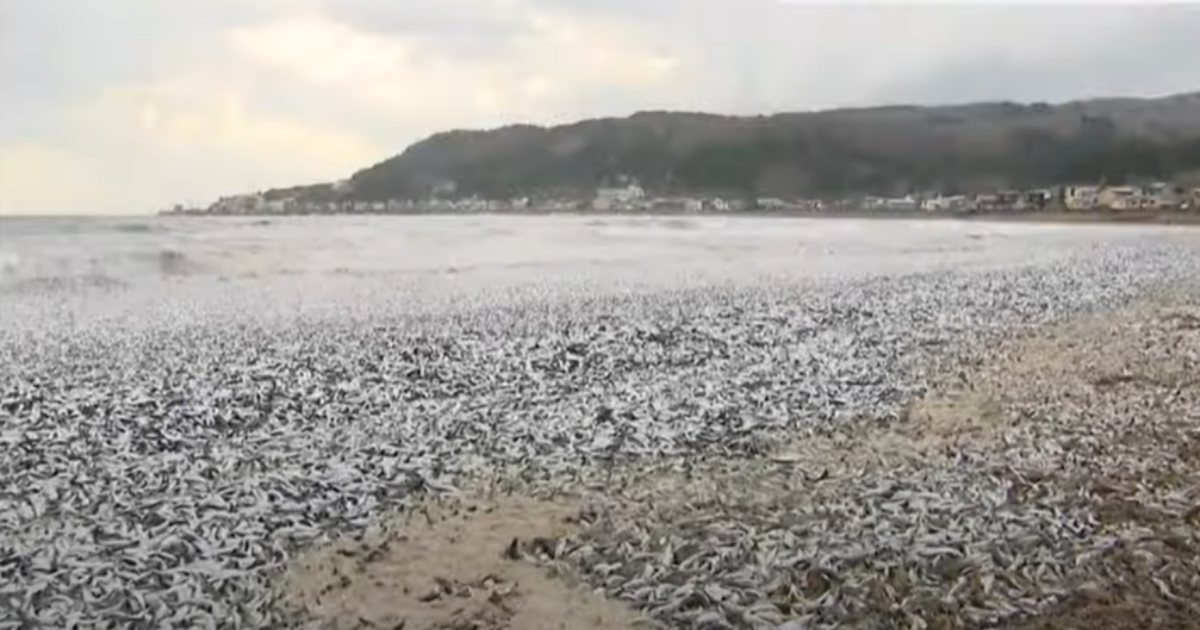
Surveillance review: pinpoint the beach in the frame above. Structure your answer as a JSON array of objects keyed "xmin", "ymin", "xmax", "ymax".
[{"xmin": 1, "ymin": 215, "xmax": 1198, "ymax": 629}]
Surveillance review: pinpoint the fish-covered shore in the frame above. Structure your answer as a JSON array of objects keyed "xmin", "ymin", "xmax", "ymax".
[{"xmin": 1, "ymin": 216, "xmax": 1198, "ymax": 629}]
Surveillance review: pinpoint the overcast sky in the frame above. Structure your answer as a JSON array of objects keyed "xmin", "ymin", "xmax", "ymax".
[{"xmin": 1, "ymin": 0, "xmax": 1198, "ymax": 215}]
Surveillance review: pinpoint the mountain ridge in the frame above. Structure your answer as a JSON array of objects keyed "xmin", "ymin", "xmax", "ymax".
[{"xmin": 265, "ymin": 91, "xmax": 1200, "ymax": 202}]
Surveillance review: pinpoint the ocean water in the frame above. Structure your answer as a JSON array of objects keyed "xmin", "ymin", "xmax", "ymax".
[{"xmin": 1, "ymin": 214, "xmax": 1196, "ymax": 327}]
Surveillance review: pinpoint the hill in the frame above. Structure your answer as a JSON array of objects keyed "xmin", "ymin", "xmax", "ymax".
[{"xmin": 276, "ymin": 92, "xmax": 1200, "ymax": 201}]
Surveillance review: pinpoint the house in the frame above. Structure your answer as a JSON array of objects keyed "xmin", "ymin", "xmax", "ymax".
[
  {"xmin": 757, "ymin": 198, "xmax": 817, "ymax": 212},
  {"xmin": 1063, "ymin": 185, "xmax": 1100, "ymax": 210},
  {"xmin": 921, "ymin": 195, "xmax": 971, "ymax": 213},
  {"xmin": 708, "ymin": 197, "xmax": 732, "ymax": 212},
  {"xmin": 1098, "ymin": 186, "xmax": 1142, "ymax": 210},
  {"xmin": 864, "ymin": 195, "xmax": 918, "ymax": 211},
  {"xmin": 995, "ymin": 190, "xmax": 1021, "ymax": 210},
  {"xmin": 973, "ymin": 194, "xmax": 1000, "ymax": 212},
  {"xmin": 1142, "ymin": 183, "xmax": 1182, "ymax": 208},
  {"xmin": 1020, "ymin": 189, "xmax": 1055, "ymax": 211},
  {"xmin": 593, "ymin": 183, "xmax": 646, "ymax": 211},
  {"xmin": 1182, "ymin": 188, "xmax": 1200, "ymax": 210}
]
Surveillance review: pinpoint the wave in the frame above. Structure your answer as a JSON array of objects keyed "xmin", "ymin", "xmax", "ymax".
[
  {"xmin": 112, "ymin": 222, "xmax": 155, "ymax": 233},
  {"xmin": 0, "ymin": 251, "xmax": 19, "ymax": 275},
  {"xmin": 1, "ymin": 273, "xmax": 129, "ymax": 295}
]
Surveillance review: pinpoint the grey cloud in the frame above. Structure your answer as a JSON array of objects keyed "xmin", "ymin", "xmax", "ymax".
[
  {"xmin": 4, "ymin": 0, "xmax": 1200, "ymax": 214},
  {"xmin": 0, "ymin": 0, "xmax": 281, "ymax": 142},
  {"xmin": 638, "ymin": 3, "xmax": 1200, "ymax": 112},
  {"xmin": 320, "ymin": 0, "xmax": 533, "ymax": 60}
]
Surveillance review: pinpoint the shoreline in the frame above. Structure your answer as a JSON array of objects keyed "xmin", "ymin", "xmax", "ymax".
[
  {"xmin": 4, "ymin": 220, "xmax": 1198, "ymax": 629},
  {"xmin": 151, "ymin": 209, "xmax": 1200, "ymax": 225}
]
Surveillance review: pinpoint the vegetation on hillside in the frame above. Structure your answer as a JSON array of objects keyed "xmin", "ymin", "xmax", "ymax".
[{"xmin": 278, "ymin": 93, "xmax": 1200, "ymax": 200}]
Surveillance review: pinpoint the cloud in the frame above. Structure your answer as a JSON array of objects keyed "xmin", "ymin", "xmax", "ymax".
[
  {"xmin": 2, "ymin": 0, "xmax": 1199, "ymax": 214},
  {"xmin": 81, "ymin": 79, "xmax": 383, "ymax": 169},
  {"xmin": 1, "ymin": 77, "xmax": 385, "ymax": 214},
  {"xmin": 226, "ymin": 7, "xmax": 682, "ymax": 128}
]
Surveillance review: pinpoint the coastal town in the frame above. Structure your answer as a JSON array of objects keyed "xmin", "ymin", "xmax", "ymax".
[{"xmin": 171, "ymin": 179, "xmax": 1200, "ymax": 217}]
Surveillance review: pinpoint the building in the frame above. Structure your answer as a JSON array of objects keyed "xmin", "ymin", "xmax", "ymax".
[
  {"xmin": 995, "ymin": 190, "xmax": 1021, "ymax": 210},
  {"xmin": 1142, "ymin": 183, "xmax": 1182, "ymax": 208},
  {"xmin": 864, "ymin": 195, "xmax": 918, "ymax": 211},
  {"xmin": 1020, "ymin": 189, "xmax": 1055, "ymax": 211},
  {"xmin": 973, "ymin": 194, "xmax": 1000, "ymax": 212},
  {"xmin": 757, "ymin": 198, "xmax": 789, "ymax": 210},
  {"xmin": 757, "ymin": 198, "xmax": 819, "ymax": 212},
  {"xmin": 593, "ymin": 183, "xmax": 646, "ymax": 211},
  {"xmin": 708, "ymin": 197, "xmax": 731, "ymax": 212},
  {"xmin": 1181, "ymin": 187, "xmax": 1200, "ymax": 210},
  {"xmin": 1097, "ymin": 186, "xmax": 1143, "ymax": 210},
  {"xmin": 1063, "ymin": 185, "xmax": 1100, "ymax": 210},
  {"xmin": 921, "ymin": 195, "xmax": 971, "ymax": 213}
]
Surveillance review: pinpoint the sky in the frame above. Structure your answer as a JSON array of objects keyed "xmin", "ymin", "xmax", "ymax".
[{"xmin": 1, "ymin": 1, "xmax": 1198, "ymax": 215}]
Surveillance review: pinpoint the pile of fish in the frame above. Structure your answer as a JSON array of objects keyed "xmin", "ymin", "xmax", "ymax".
[{"xmin": 1, "ymin": 242, "xmax": 1198, "ymax": 628}]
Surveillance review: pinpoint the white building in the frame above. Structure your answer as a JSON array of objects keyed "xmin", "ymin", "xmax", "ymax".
[
  {"xmin": 593, "ymin": 184, "xmax": 646, "ymax": 211},
  {"xmin": 884, "ymin": 195, "xmax": 919, "ymax": 211},
  {"xmin": 1097, "ymin": 186, "xmax": 1142, "ymax": 210},
  {"xmin": 921, "ymin": 195, "xmax": 970, "ymax": 213},
  {"xmin": 1064, "ymin": 185, "xmax": 1100, "ymax": 210}
]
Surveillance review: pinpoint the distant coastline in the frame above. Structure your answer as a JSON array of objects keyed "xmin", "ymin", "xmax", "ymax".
[
  {"xmin": 171, "ymin": 92, "xmax": 1200, "ymax": 222},
  {"xmin": 158, "ymin": 207, "xmax": 1200, "ymax": 225}
]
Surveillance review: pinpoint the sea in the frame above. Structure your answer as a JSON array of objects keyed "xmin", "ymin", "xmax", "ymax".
[{"xmin": 1, "ymin": 214, "xmax": 1195, "ymax": 329}]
